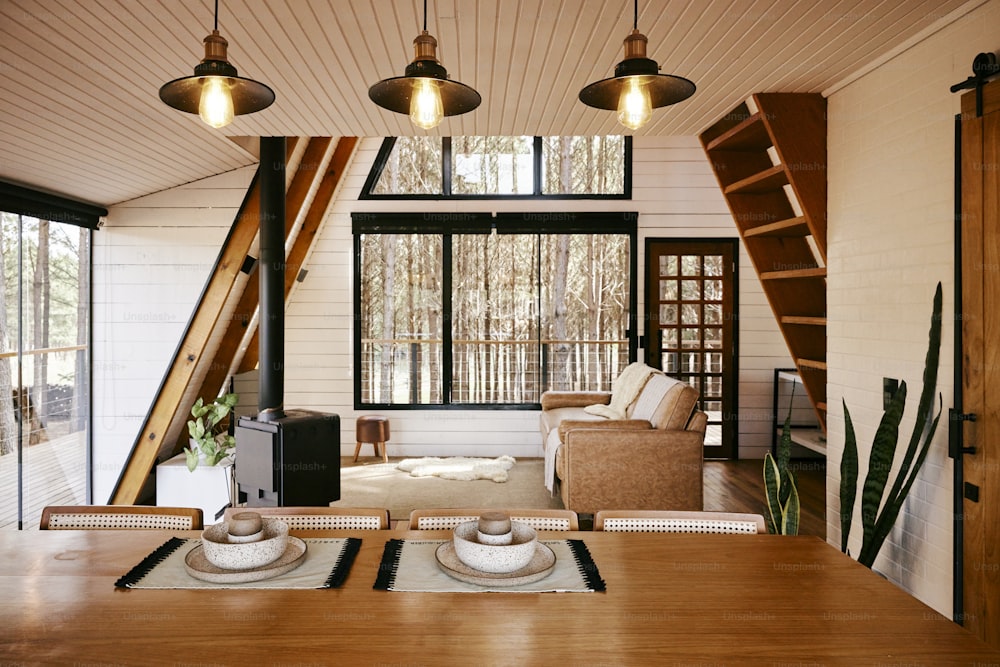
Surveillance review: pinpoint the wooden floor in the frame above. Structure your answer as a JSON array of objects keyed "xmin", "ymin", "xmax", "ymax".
[
  {"xmin": 0, "ymin": 430, "xmax": 87, "ymax": 530},
  {"xmin": 704, "ymin": 458, "xmax": 826, "ymax": 537}
]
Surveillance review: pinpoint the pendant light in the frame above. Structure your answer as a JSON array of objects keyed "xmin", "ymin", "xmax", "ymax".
[
  {"xmin": 368, "ymin": 0, "xmax": 481, "ymax": 129},
  {"xmin": 579, "ymin": 0, "xmax": 695, "ymax": 130},
  {"xmin": 159, "ymin": 0, "xmax": 275, "ymax": 128}
]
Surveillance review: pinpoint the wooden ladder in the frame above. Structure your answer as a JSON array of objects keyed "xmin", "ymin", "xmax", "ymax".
[{"xmin": 699, "ymin": 93, "xmax": 827, "ymax": 432}]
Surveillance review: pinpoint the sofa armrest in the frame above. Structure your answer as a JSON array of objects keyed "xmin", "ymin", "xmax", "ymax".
[
  {"xmin": 557, "ymin": 419, "xmax": 651, "ymax": 443},
  {"xmin": 540, "ymin": 391, "xmax": 610, "ymax": 411},
  {"xmin": 559, "ymin": 429, "xmax": 704, "ymax": 515}
]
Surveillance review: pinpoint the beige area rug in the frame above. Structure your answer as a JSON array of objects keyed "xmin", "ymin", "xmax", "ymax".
[
  {"xmin": 330, "ymin": 457, "xmax": 565, "ymax": 521},
  {"xmin": 396, "ymin": 456, "xmax": 516, "ymax": 482}
]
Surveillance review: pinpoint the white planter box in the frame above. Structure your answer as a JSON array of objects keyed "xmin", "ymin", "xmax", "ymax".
[{"xmin": 156, "ymin": 453, "xmax": 234, "ymax": 524}]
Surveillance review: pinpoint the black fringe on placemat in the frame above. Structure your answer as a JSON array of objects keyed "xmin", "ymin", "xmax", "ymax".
[
  {"xmin": 321, "ymin": 537, "xmax": 362, "ymax": 589},
  {"xmin": 114, "ymin": 537, "xmax": 189, "ymax": 589},
  {"xmin": 567, "ymin": 539, "xmax": 607, "ymax": 592},
  {"xmin": 372, "ymin": 539, "xmax": 405, "ymax": 590}
]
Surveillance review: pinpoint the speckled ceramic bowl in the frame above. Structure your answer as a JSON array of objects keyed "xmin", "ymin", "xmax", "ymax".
[
  {"xmin": 453, "ymin": 520, "xmax": 537, "ymax": 574},
  {"xmin": 201, "ymin": 518, "xmax": 289, "ymax": 570}
]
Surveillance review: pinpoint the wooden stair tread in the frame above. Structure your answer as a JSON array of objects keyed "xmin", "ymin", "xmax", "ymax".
[
  {"xmin": 724, "ymin": 164, "xmax": 788, "ymax": 194},
  {"xmin": 761, "ymin": 267, "xmax": 826, "ymax": 280},
  {"xmin": 704, "ymin": 112, "xmax": 772, "ymax": 152},
  {"xmin": 797, "ymin": 359, "xmax": 827, "ymax": 371},
  {"xmin": 781, "ymin": 315, "xmax": 826, "ymax": 325},
  {"xmin": 743, "ymin": 216, "xmax": 811, "ymax": 238}
]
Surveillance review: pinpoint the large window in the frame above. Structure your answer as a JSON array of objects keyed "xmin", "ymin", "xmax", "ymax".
[
  {"xmin": 0, "ymin": 213, "xmax": 91, "ymax": 528},
  {"xmin": 362, "ymin": 136, "xmax": 631, "ymax": 199},
  {"xmin": 354, "ymin": 213, "xmax": 636, "ymax": 408}
]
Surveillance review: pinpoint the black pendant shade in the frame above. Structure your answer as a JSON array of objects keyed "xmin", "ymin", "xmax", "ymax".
[
  {"xmin": 579, "ymin": 1, "xmax": 695, "ymax": 129},
  {"xmin": 159, "ymin": 2, "xmax": 274, "ymax": 128},
  {"xmin": 368, "ymin": 54, "xmax": 481, "ymax": 117}
]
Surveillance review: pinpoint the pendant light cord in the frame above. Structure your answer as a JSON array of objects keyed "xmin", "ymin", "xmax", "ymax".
[
  {"xmin": 633, "ymin": 0, "xmax": 638, "ymax": 30},
  {"xmin": 214, "ymin": 0, "xmax": 219, "ymax": 31},
  {"xmin": 423, "ymin": 0, "xmax": 428, "ymax": 32}
]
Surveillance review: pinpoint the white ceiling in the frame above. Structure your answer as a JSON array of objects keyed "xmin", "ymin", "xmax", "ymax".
[{"xmin": 0, "ymin": 0, "xmax": 982, "ymax": 207}]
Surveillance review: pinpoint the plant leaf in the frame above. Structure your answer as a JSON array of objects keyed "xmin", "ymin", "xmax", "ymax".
[
  {"xmin": 763, "ymin": 453, "xmax": 783, "ymax": 534},
  {"xmin": 184, "ymin": 447, "xmax": 199, "ymax": 472},
  {"xmin": 859, "ymin": 381, "xmax": 907, "ymax": 560},
  {"xmin": 783, "ymin": 474, "xmax": 800, "ymax": 536},
  {"xmin": 840, "ymin": 400, "xmax": 858, "ymax": 553}
]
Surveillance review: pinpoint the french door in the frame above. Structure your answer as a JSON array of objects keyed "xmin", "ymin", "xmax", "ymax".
[{"xmin": 645, "ymin": 240, "xmax": 738, "ymax": 459}]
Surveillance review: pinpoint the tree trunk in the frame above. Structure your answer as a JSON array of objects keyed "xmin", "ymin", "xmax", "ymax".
[
  {"xmin": 72, "ymin": 227, "xmax": 89, "ymax": 431},
  {"xmin": 551, "ymin": 235, "xmax": 571, "ymax": 389},
  {"xmin": 32, "ymin": 220, "xmax": 50, "ymax": 440},
  {"xmin": 0, "ymin": 217, "xmax": 19, "ymax": 456},
  {"xmin": 380, "ymin": 234, "xmax": 396, "ymax": 402}
]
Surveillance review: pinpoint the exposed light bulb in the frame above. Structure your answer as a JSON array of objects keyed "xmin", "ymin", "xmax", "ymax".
[
  {"xmin": 199, "ymin": 76, "xmax": 235, "ymax": 128},
  {"xmin": 617, "ymin": 77, "xmax": 652, "ymax": 130},
  {"xmin": 409, "ymin": 78, "xmax": 443, "ymax": 129}
]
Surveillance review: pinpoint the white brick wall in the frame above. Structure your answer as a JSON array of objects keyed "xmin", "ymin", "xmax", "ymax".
[
  {"xmin": 827, "ymin": 0, "xmax": 1000, "ymax": 617},
  {"xmin": 92, "ymin": 136, "xmax": 790, "ymax": 500}
]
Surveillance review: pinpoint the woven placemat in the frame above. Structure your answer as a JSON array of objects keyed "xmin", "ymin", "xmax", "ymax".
[
  {"xmin": 115, "ymin": 537, "xmax": 361, "ymax": 589},
  {"xmin": 373, "ymin": 539, "xmax": 606, "ymax": 593}
]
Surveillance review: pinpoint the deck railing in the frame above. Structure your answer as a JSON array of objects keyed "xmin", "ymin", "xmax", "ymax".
[{"xmin": 360, "ymin": 338, "xmax": 629, "ymax": 404}]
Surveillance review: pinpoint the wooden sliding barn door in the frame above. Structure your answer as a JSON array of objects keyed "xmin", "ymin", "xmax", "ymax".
[{"xmin": 959, "ymin": 80, "xmax": 1000, "ymax": 650}]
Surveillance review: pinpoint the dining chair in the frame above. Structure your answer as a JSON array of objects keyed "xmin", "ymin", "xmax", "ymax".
[
  {"xmin": 223, "ymin": 506, "xmax": 390, "ymax": 530},
  {"xmin": 408, "ymin": 508, "xmax": 579, "ymax": 531},
  {"xmin": 39, "ymin": 505, "xmax": 204, "ymax": 530},
  {"xmin": 593, "ymin": 510, "xmax": 767, "ymax": 534}
]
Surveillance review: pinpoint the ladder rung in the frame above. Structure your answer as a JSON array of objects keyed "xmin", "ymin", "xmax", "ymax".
[
  {"xmin": 761, "ymin": 267, "xmax": 826, "ymax": 280},
  {"xmin": 781, "ymin": 316, "xmax": 826, "ymax": 326},
  {"xmin": 743, "ymin": 216, "xmax": 810, "ymax": 238},
  {"xmin": 724, "ymin": 165, "xmax": 787, "ymax": 194},
  {"xmin": 797, "ymin": 358, "xmax": 827, "ymax": 371},
  {"xmin": 704, "ymin": 113, "xmax": 771, "ymax": 151}
]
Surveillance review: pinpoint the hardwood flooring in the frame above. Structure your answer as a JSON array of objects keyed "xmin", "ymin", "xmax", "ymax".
[{"xmin": 705, "ymin": 458, "xmax": 827, "ymax": 537}]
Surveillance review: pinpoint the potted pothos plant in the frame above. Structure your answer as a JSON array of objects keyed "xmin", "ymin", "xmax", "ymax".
[{"xmin": 184, "ymin": 393, "xmax": 239, "ymax": 472}]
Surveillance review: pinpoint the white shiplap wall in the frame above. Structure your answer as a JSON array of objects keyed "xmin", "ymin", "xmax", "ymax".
[
  {"xmin": 92, "ymin": 136, "xmax": 791, "ymax": 500},
  {"xmin": 92, "ymin": 167, "xmax": 256, "ymax": 502},
  {"xmin": 826, "ymin": 0, "xmax": 1000, "ymax": 617}
]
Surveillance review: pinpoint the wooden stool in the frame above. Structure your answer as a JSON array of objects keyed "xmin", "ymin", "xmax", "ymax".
[{"xmin": 354, "ymin": 415, "xmax": 390, "ymax": 462}]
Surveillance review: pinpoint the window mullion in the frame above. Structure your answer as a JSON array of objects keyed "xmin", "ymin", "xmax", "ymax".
[{"xmin": 442, "ymin": 233, "xmax": 453, "ymax": 403}]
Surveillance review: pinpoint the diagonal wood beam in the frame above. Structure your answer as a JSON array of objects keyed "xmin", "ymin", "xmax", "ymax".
[
  {"xmin": 173, "ymin": 138, "xmax": 335, "ymax": 457},
  {"xmin": 238, "ymin": 137, "xmax": 358, "ymax": 374},
  {"xmin": 109, "ymin": 140, "xmax": 299, "ymax": 505}
]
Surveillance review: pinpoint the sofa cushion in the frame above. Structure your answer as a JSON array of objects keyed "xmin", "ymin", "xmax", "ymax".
[
  {"xmin": 648, "ymin": 381, "xmax": 699, "ymax": 430},
  {"xmin": 540, "ymin": 406, "xmax": 598, "ymax": 442},
  {"xmin": 629, "ymin": 373, "xmax": 683, "ymax": 423}
]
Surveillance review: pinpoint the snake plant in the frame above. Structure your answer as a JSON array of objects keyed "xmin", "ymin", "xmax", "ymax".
[
  {"xmin": 840, "ymin": 282, "xmax": 943, "ymax": 568},
  {"xmin": 764, "ymin": 386, "xmax": 799, "ymax": 535}
]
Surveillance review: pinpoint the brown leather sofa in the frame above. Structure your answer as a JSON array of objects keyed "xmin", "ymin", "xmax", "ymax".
[{"xmin": 539, "ymin": 364, "xmax": 707, "ymax": 515}]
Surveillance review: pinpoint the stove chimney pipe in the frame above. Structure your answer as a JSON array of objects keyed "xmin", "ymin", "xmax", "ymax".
[{"xmin": 258, "ymin": 136, "xmax": 285, "ymax": 422}]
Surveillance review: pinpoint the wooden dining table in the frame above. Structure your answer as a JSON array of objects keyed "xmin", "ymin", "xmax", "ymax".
[{"xmin": 1, "ymin": 528, "xmax": 997, "ymax": 665}]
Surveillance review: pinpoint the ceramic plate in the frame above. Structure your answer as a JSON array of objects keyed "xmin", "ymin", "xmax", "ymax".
[
  {"xmin": 435, "ymin": 541, "xmax": 556, "ymax": 587},
  {"xmin": 184, "ymin": 537, "xmax": 307, "ymax": 583}
]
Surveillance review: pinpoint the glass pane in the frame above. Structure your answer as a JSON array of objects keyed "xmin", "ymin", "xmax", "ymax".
[
  {"xmin": 704, "ymin": 280, "xmax": 723, "ymax": 301},
  {"xmin": 540, "ymin": 234, "xmax": 630, "ymax": 393},
  {"xmin": 704, "ymin": 327, "xmax": 722, "ymax": 349},
  {"xmin": 704, "ymin": 352, "xmax": 723, "ymax": 373},
  {"xmin": 542, "ymin": 136, "xmax": 625, "ymax": 195},
  {"xmin": 681, "ymin": 304, "xmax": 700, "ymax": 325},
  {"xmin": 680, "ymin": 255, "xmax": 701, "ymax": 276},
  {"xmin": 663, "ymin": 352, "xmax": 678, "ymax": 374},
  {"xmin": 2, "ymin": 214, "xmax": 90, "ymax": 531},
  {"xmin": 452, "ymin": 136, "xmax": 533, "ymax": 195},
  {"xmin": 660, "ymin": 329, "xmax": 677, "ymax": 350},
  {"xmin": 660, "ymin": 255, "xmax": 678, "ymax": 277},
  {"xmin": 704, "ymin": 255, "xmax": 723, "ymax": 276},
  {"xmin": 359, "ymin": 234, "xmax": 444, "ymax": 404},
  {"xmin": 682, "ymin": 328, "xmax": 700, "ymax": 349},
  {"xmin": 659, "ymin": 280, "xmax": 678, "ymax": 301},
  {"xmin": 680, "ymin": 352, "xmax": 701, "ymax": 373},
  {"xmin": 660, "ymin": 304, "xmax": 678, "ymax": 325},
  {"xmin": 705, "ymin": 303, "xmax": 722, "ymax": 325},
  {"xmin": 370, "ymin": 137, "xmax": 443, "ymax": 195},
  {"xmin": 681, "ymin": 280, "xmax": 701, "ymax": 301},
  {"xmin": 704, "ymin": 377, "xmax": 722, "ymax": 398}
]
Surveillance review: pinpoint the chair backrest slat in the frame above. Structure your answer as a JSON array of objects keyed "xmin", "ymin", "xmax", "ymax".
[
  {"xmin": 594, "ymin": 510, "xmax": 766, "ymax": 534},
  {"xmin": 222, "ymin": 506, "xmax": 389, "ymax": 530},
  {"xmin": 409, "ymin": 508, "xmax": 578, "ymax": 531},
  {"xmin": 40, "ymin": 505, "xmax": 203, "ymax": 530}
]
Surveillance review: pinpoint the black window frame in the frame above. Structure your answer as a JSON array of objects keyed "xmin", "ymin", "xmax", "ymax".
[
  {"xmin": 360, "ymin": 136, "xmax": 632, "ymax": 200},
  {"xmin": 352, "ymin": 212, "xmax": 639, "ymax": 410}
]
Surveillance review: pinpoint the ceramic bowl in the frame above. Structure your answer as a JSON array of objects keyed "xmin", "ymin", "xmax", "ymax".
[
  {"xmin": 228, "ymin": 511, "xmax": 264, "ymax": 537},
  {"xmin": 226, "ymin": 529, "xmax": 264, "ymax": 544},
  {"xmin": 476, "ymin": 530, "xmax": 513, "ymax": 545},
  {"xmin": 201, "ymin": 518, "xmax": 289, "ymax": 570},
  {"xmin": 453, "ymin": 520, "xmax": 537, "ymax": 574}
]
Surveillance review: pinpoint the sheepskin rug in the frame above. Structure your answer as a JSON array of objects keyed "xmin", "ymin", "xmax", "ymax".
[{"xmin": 395, "ymin": 456, "xmax": 516, "ymax": 482}]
